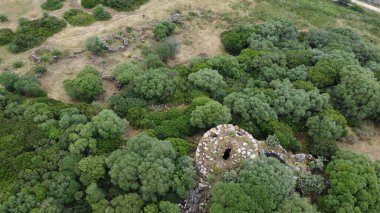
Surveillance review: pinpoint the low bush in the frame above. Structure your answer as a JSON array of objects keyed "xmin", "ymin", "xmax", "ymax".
[
  {"xmin": 92, "ymin": 4, "xmax": 112, "ymax": 21},
  {"xmin": 0, "ymin": 14, "xmax": 8, "ymax": 23},
  {"xmin": 8, "ymin": 15, "xmax": 66, "ymax": 53},
  {"xmin": 64, "ymin": 9, "xmax": 96, "ymax": 26},
  {"xmin": 41, "ymin": 0, "xmax": 65, "ymax": 11},
  {"xmin": 108, "ymin": 91, "xmax": 147, "ymax": 117},
  {"xmin": 32, "ymin": 65, "xmax": 48, "ymax": 74},
  {"xmin": 12, "ymin": 60, "xmax": 24, "ymax": 69},
  {"xmin": 81, "ymin": 0, "xmax": 101, "ymax": 8},
  {"xmin": 150, "ymin": 38, "xmax": 178, "ymax": 62},
  {"xmin": 63, "ymin": 66, "xmax": 103, "ymax": 102},
  {"xmin": 167, "ymin": 138, "xmax": 191, "ymax": 156},
  {"xmin": 112, "ymin": 61, "xmax": 141, "ymax": 85},
  {"xmin": 102, "ymin": 0, "xmax": 149, "ymax": 11},
  {"xmin": 85, "ymin": 36, "xmax": 107, "ymax": 55},
  {"xmin": 154, "ymin": 21, "xmax": 176, "ymax": 40},
  {"xmin": 261, "ymin": 120, "xmax": 301, "ymax": 152},
  {"xmin": 0, "ymin": 28, "xmax": 15, "ymax": 46}
]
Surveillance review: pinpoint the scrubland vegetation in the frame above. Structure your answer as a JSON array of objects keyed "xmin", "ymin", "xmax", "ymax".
[{"xmin": 0, "ymin": 0, "xmax": 380, "ymax": 212}]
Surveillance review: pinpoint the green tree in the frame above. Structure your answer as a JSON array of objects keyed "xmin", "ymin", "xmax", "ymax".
[
  {"xmin": 133, "ymin": 69, "xmax": 177, "ymax": 101},
  {"xmin": 224, "ymin": 89, "xmax": 277, "ymax": 124},
  {"xmin": 0, "ymin": 71, "xmax": 19, "ymax": 90},
  {"xmin": 81, "ymin": 0, "xmax": 101, "ymax": 8},
  {"xmin": 306, "ymin": 110, "xmax": 347, "ymax": 142},
  {"xmin": 154, "ymin": 21, "xmax": 176, "ymax": 40},
  {"xmin": 86, "ymin": 36, "xmax": 107, "ymax": 55},
  {"xmin": 106, "ymin": 134, "xmax": 195, "ymax": 202},
  {"xmin": 210, "ymin": 156, "xmax": 296, "ymax": 212},
  {"xmin": 318, "ymin": 150, "xmax": 380, "ymax": 213},
  {"xmin": 91, "ymin": 109, "xmax": 124, "ymax": 139},
  {"xmin": 109, "ymin": 193, "xmax": 144, "ymax": 213},
  {"xmin": 92, "ymin": 4, "xmax": 112, "ymax": 21},
  {"xmin": 279, "ymin": 193, "xmax": 318, "ymax": 213},
  {"xmin": 207, "ymin": 54, "xmax": 245, "ymax": 79},
  {"xmin": 332, "ymin": 65, "xmax": 380, "ymax": 122},
  {"xmin": 221, "ymin": 24, "xmax": 254, "ymax": 54},
  {"xmin": 78, "ymin": 155, "xmax": 105, "ymax": 186},
  {"xmin": 63, "ymin": 66, "xmax": 103, "ymax": 102},
  {"xmin": 296, "ymin": 173, "xmax": 325, "ymax": 197},
  {"xmin": 159, "ymin": 201, "xmax": 180, "ymax": 213},
  {"xmin": 188, "ymin": 69, "xmax": 226, "ymax": 93},
  {"xmin": 190, "ymin": 101, "xmax": 231, "ymax": 129},
  {"xmin": 112, "ymin": 61, "xmax": 141, "ymax": 85},
  {"xmin": 0, "ymin": 28, "xmax": 15, "ymax": 46},
  {"xmin": 308, "ymin": 57, "xmax": 346, "ymax": 88},
  {"xmin": 14, "ymin": 74, "xmax": 46, "ymax": 97},
  {"xmin": 270, "ymin": 79, "xmax": 330, "ymax": 123}
]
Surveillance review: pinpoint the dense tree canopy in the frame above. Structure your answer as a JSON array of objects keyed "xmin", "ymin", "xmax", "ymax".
[
  {"xmin": 133, "ymin": 69, "xmax": 177, "ymax": 101},
  {"xmin": 188, "ymin": 68, "xmax": 227, "ymax": 93},
  {"xmin": 319, "ymin": 151, "xmax": 380, "ymax": 213},
  {"xmin": 211, "ymin": 156, "xmax": 296, "ymax": 212},
  {"xmin": 331, "ymin": 65, "xmax": 380, "ymax": 122},
  {"xmin": 106, "ymin": 134, "xmax": 196, "ymax": 202}
]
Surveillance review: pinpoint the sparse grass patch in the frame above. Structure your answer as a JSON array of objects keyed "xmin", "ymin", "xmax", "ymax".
[{"xmin": 64, "ymin": 9, "xmax": 96, "ymax": 26}]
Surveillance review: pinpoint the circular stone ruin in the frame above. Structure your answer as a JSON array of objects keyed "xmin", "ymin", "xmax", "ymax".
[{"xmin": 196, "ymin": 124, "xmax": 260, "ymax": 179}]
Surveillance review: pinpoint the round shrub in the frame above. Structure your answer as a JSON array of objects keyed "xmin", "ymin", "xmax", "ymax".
[
  {"xmin": 64, "ymin": 9, "xmax": 96, "ymax": 26},
  {"xmin": 0, "ymin": 14, "xmax": 8, "ymax": 23},
  {"xmin": 108, "ymin": 91, "xmax": 147, "ymax": 117},
  {"xmin": 154, "ymin": 21, "xmax": 176, "ymax": 40},
  {"xmin": 32, "ymin": 65, "xmax": 48, "ymax": 74},
  {"xmin": 188, "ymin": 68, "xmax": 226, "ymax": 93},
  {"xmin": 0, "ymin": 28, "xmax": 15, "ymax": 46},
  {"xmin": 81, "ymin": 0, "xmax": 101, "ymax": 8},
  {"xmin": 41, "ymin": 0, "xmax": 64, "ymax": 11},
  {"xmin": 133, "ymin": 69, "xmax": 177, "ymax": 101},
  {"xmin": 92, "ymin": 4, "xmax": 112, "ymax": 21},
  {"xmin": 207, "ymin": 54, "xmax": 244, "ymax": 79},
  {"xmin": 63, "ymin": 66, "xmax": 103, "ymax": 102},
  {"xmin": 12, "ymin": 60, "xmax": 24, "ymax": 69},
  {"xmin": 112, "ymin": 61, "xmax": 141, "ymax": 85},
  {"xmin": 86, "ymin": 36, "xmax": 107, "ymax": 56},
  {"xmin": 151, "ymin": 38, "xmax": 178, "ymax": 62},
  {"xmin": 166, "ymin": 138, "xmax": 191, "ymax": 157},
  {"xmin": 190, "ymin": 100, "xmax": 231, "ymax": 129}
]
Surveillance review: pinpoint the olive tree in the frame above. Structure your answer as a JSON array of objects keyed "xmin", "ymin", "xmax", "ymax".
[
  {"xmin": 210, "ymin": 156, "xmax": 296, "ymax": 212},
  {"xmin": 188, "ymin": 68, "xmax": 226, "ymax": 93},
  {"xmin": 91, "ymin": 109, "xmax": 124, "ymax": 139},
  {"xmin": 63, "ymin": 66, "xmax": 103, "ymax": 102},
  {"xmin": 332, "ymin": 65, "xmax": 380, "ymax": 122},
  {"xmin": 318, "ymin": 150, "xmax": 380, "ymax": 213},
  {"xmin": 133, "ymin": 69, "xmax": 177, "ymax": 101},
  {"xmin": 106, "ymin": 134, "xmax": 196, "ymax": 202},
  {"xmin": 190, "ymin": 100, "xmax": 231, "ymax": 129}
]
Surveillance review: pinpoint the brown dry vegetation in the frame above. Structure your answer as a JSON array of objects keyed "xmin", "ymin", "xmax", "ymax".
[{"xmin": 338, "ymin": 124, "xmax": 380, "ymax": 161}]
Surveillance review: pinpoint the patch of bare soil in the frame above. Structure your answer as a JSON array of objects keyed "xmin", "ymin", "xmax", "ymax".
[{"xmin": 338, "ymin": 124, "xmax": 380, "ymax": 161}]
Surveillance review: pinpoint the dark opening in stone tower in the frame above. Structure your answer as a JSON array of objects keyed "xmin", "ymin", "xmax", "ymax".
[{"xmin": 223, "ymin": 146, "xmax": 232, "ymax": 160}]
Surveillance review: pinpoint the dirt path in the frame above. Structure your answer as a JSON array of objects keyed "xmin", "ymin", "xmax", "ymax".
[{"xmin": 352, "ymin": 0, "xmax": 380, "ymax": 13}]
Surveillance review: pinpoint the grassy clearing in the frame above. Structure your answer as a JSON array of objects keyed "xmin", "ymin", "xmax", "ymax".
[{"xmin": 247, "ymin": 0, "xmax": 380, "ymax": 45}]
